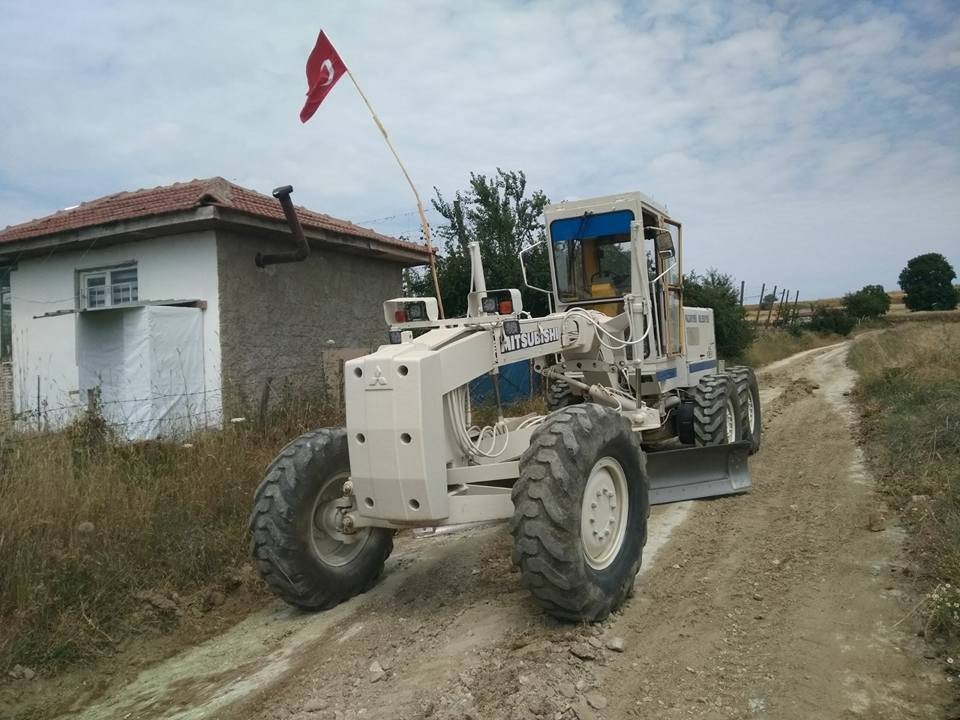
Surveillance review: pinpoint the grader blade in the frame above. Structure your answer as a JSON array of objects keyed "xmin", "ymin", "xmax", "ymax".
[{"xmin": 646, "ymin": 441, "xmax": 752, "ymax": 506}]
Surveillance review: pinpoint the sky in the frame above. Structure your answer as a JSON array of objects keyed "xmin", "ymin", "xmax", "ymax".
[{"xmin": 1, "ymin": 0, "xmax": 958, "ymax": 300}]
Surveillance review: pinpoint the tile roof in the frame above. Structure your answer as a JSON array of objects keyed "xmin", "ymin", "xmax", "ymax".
[{"xmin": 0, "ymin": 177, "xmax": 431, "ymax": 256}]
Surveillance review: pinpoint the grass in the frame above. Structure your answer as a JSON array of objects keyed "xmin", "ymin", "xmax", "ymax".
[
  {"xmin": 0, "ymin": 388, "xmax": 342, "ymax": 673},
  {"xmin": 2, "ymin": 316, "xmax": 952, "ymax": 676},
  {"xmin": 847, "ymin": 322, "xmax": 960, "ymax": 636},
  {"xmin": 741, "ymin": 327, "xmax": 845, "ymax": 367}
]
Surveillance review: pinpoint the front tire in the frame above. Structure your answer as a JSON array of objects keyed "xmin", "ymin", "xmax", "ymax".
[
  {"xmin": 728, "ymin": 366, "xmax": 762, "ymax": 454},
  {"xmin": 249, "ymin": 428, "xmax": 393, "ymax": 610},
  {"xmin": 689, "ymin": 374, "xmax": 743, "ymax": 446},
  {"xmin": 511, "ymin": 404, "xmax": 648, "ymax": 622}
]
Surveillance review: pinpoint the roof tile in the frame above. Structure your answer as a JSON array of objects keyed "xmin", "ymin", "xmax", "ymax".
[{"xmin": 0, "ymin": 177, "xmax": 430, "ymax": 256}]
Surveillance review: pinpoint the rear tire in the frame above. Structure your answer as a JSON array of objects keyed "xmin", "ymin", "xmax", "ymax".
[
  {"xmin": 249, "ymin": 428, "xmax": 393, "ymax": 610},
  {"xmin": 511, "ymin": 404, "xmax": 648, "ymax": 622},
  {"xmin": 545, "ymin": 380, "xmax": 583, "ymax": 411},
  {"xmin": 689, "ymin": 374, "xmax": 742, "ymax": 446},
  {"xmin": 727, "ymin": 366, "xmax": 762, "ymax": 454}
]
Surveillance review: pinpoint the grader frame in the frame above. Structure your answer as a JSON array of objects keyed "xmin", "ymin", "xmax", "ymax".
[{"xmin": 250, "ymin": 188, "xmax": 761, "ymax": 622}]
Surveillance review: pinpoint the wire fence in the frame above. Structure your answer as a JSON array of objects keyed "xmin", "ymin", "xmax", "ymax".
[
  {"xmin": 0, "ymin": 356, "xmax": 547, "ymax": 447},
  {"xmin": 738, "ymin": 282, "xmax": 809, "ymax": 328},
  {"xmin": 0, "ymin": 366, "xmax": 343, "ymax": 444}
]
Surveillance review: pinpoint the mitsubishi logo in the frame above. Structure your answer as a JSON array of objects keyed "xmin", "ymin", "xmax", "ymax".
[{"xmin": 369, "ymin": 366, "xmax": 389, "ymax": 387}]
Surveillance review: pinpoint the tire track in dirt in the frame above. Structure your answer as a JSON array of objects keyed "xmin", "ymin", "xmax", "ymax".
[{"xmin": 54, "ymin": 342, "xmax": 953, "ymax": 720}]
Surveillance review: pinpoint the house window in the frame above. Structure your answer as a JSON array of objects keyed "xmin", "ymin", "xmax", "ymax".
[{"xmin": 80, "ymin": 266, "xmax": 139, "ymax": 309}]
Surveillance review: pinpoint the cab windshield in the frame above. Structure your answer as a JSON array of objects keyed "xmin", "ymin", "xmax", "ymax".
[{"xmin": 550, "ymin": 210, "xmax": 634, "ymax": 304}]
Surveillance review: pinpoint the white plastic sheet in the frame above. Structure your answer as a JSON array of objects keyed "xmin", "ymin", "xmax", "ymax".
[{"xmin": 78, "ymin": 305, "xmax": 206, "ymax": 440}]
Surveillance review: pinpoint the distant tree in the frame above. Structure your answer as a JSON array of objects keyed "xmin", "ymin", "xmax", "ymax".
[
  {"xmin": 842, "ymin": 284, "xmax": 891, "ymax": 320},
  {"xmin": 898, "ymin": 253, "xmax": 958, "ymax": 311},
  {"xmin": 406, "ymin": 169, "xmax": 551, "ymax": 316},
  {"xmin": 760, "ymin": 293, "xmax": 778, "ymax": 310},
  {"xmin": 684, "ymin": 269, "xmax": 755, "ymax": 359},
  {"xmin": 808, "ymin": 304, "xmax": 856, "ymax": 335}
]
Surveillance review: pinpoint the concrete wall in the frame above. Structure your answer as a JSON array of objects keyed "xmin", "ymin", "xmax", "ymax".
[
  {"xmin": 9, "ymin": 232, "xmax": 221, "ymax": 426},
  {"xmin": 215, "ymin": 230, "xmax": 402, "ymax": 414}
]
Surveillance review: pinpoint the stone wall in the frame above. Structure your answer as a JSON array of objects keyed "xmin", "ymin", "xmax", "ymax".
[
  {"xmin": 215, "ymin": 230, "xmax": 404, "ymax": 414},
  {"xmin": 0, "ymin": 362, "xmax": 12, "ymax": 421}
]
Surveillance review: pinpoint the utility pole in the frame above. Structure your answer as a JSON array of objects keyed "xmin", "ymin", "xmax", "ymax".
[{"xmin": 754, "ymin": 282, "xmax": 766, "ymax": 325}]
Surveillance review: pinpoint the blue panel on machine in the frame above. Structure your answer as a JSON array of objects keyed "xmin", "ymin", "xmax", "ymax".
[
  {"xmin": 550, "ymin": 210, "xmax": 635, "ymax": 242},
  {"xmin": 688, "ymin": 359, "xmax": 717, "ymax": 373}
]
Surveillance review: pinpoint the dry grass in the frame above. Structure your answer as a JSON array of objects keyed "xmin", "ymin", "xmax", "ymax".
[
  {"xmin": 743, "ymin": 328, "xmax": 845, "ymax": 367},
  {"xmin": 848, "ymin": 322, "xmax": 960, "ymax": 636},
  {"xmin": 0, "ymin": 389, "xmax": 342, "ymax": 672}
]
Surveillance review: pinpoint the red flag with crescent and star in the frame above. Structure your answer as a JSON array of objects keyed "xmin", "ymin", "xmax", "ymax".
[{"xmin": 300, "ymin": 31, "xmax": 347, "ymax": 123}]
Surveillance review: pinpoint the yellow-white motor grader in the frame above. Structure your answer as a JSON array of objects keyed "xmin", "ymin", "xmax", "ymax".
[{"xmin": 250, "ymin": 188, "xmax": 761, "ymax": 622}]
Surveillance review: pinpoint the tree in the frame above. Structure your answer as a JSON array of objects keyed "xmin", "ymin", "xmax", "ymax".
[
  {"xmin": 406, "ymin": 169, "xmax": 551, "ymax": 316},
  {"xmin": 760, "ymin": 293, "xmax": 777, "ymax": 310},
  {"xmin": 684, "ymin": 269, "xmax": 755, "ymax": 359},
  {"xmin": 808, "ymin": 305, "xmax": 855, "ymax": 335},
  {"xmin": 842, "ymin": 284, "xmax": 891, "ymax": 320},
  {"xmin": 898, "ymin": 253, "xmax": 958, "ymax": 311}
]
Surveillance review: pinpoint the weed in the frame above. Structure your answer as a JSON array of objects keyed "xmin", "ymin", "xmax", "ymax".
[
  {"xmin": 741, "ymin": 328, "xmax": 843, "ymax": 367},
  {"xmin": 0, "ymin": 385, "xmax": 343, "ymax": 673},
  {"xmin": 848, "ymin": 322, "xmax": 960, "ymax": 637},
  {"xmin": 927, "ymin": 583, "xmax": 960, "ymax": 635}
]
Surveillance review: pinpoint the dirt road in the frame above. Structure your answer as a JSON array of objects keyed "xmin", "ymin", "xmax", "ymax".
[{"xmin": 60, "ymin": 342, "xmax": 953, "ymax": 719}]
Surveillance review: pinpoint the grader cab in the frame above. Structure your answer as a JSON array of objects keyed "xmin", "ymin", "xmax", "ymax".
[{"xmin": 249, "ymin": 189, "xmax": 761, "ymax": 622}]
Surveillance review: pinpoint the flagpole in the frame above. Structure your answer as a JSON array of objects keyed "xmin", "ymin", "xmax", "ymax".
[{"xmin": 344, "ymin": 68, "xmax": 445, "ymax": 318}]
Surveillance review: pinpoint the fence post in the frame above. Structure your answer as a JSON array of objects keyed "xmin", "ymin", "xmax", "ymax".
[
  {"xmin": 86, "ymin": 387, "xmax": 103, "ymax": 449},
  {"xmin": 754, "ymin": 283, "xmax": 766, "ymax": 325},
  {"xmin": 258, "ymin": 377, "xmax": 273, "ymax": 429},
  {"xmin": 739, "ymin": 280, "xmax": 745, "ymax": 306},
  {"xmin": 764, "ymin": 285, "xmax": 779, "ymax": 326},
  {"xmin": 775, "ymin": 289, "xmax": 788, "ymax": 325}
]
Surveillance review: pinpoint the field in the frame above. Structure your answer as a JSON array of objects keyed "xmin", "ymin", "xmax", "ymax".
[
  {"xmin": 2, "ymin": 322, "xmax": 958, "ymax": 720},
  {"xmin": 0, "ymin": 393, "xmax": 340, "ymax": 675}
]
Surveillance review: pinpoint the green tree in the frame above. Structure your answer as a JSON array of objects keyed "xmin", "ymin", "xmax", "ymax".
[
  {"xmin": 898, "ymin": 253, "xmax": 958, "ymax": 311},
  {"xmin": 684, "ymin": 269, "xmax": 755, "ymax": 359},
  {"xmin": 842, "ymin": 284, "xmax": 891, "ymax": 320},
  {"xmin": 760, "ymin": 293, "xmax": 777, "ymax": 310},
  {"xmin": 808, "ymin": 305, "xmax": 856, "ymax": 335},
  {"xmin": 406, "ymin": 169, "xmax": 551, "ymax": 316}
]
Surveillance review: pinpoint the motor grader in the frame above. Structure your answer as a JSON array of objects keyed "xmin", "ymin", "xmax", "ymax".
[{"xmin": 250, "ymin": 189, "xmax": 761, "ymax": 622}]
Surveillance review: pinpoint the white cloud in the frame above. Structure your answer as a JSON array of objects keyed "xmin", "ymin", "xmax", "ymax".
[{"xmin": 0, "ymin": 0, "xmax": 958, "ymax": 297}]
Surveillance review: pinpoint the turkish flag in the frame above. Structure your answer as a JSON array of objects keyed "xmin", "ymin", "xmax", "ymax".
[{"xmin": 300, "ymin": 31, "xmax": 347, "ymax": 123}]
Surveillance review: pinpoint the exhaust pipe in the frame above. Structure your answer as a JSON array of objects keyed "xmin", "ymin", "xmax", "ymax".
[{"xmin": 255, "ymin": 185, "xmax": 311, "ymax": 268}]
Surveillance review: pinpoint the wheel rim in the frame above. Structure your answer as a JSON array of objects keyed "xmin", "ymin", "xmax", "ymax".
[
  {"xmin": 745, "ymin": 391, "xmax": 756, "ymax": 436},
  {"xmin": 310, "ymin": 472, "xmax": 371, "ymax": 567},
  {"xmin": 724, "ymin": 396, "xmax": 736, "ymax": 443},
  {"xmin": 580, "ymin": 457, "xmax": 629, "ymax": 570}
]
